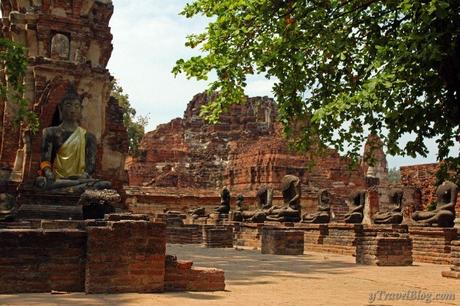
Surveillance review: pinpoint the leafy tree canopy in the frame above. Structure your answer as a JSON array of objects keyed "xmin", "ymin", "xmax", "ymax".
[
  {"xmin": 173, "ymin": 0, "xmax": 460, "ymax": 169},
  {"xmin": 0, "ymin": 38, "xmax": 38, "ymax": 132},
  {"xmin": 111, "ymin": 80, "xmax": 148, "ymax": 156}
]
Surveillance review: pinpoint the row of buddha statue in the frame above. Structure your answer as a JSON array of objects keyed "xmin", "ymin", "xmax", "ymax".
[{"xmin": 194, "ymin": 175, "xmax": 458, "ymax": 227}]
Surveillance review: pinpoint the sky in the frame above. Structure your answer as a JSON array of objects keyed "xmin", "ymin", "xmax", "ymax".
[{"xmin": 107, "ymin": 0, "xmax": 455, "ymax": 169}]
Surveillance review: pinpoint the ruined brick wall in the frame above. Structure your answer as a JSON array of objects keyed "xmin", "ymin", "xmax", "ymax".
[
  {"xmin": 99, "ymin": 96, "xmax": 129, "ymax": 190},
  {"xmin": 400, "ymin": 163, "xmax": 460, "ymax": 214},
  {"xmin": 0, "ymin": 217, "xmax": 225, "ymax": 294},
  {"xmin": 165, "ymin": 255, "xmax": 225, "ymax": 292},
  {"xmin": 127, "ymin": 93, "xmax": 367, "ymax": 209},
  {"xmin": 128, "ymin": 92, "xmax": 276, "ymax": 188},
  {"xmin": 0, "ymin": 229, "xmax": 86, "ymax": 293},
  {"xmin": 85, "ymin": 220, "xmax": 166, "ymax": 293},
  {"xmin": 400, "ymin": 163, "xmax": 439, "ymax": 209}
]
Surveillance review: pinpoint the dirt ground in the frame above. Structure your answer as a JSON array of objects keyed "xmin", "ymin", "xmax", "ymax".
[{"xmin": 0, "ymin": 244, "xmax": 459, "ymax": 306}]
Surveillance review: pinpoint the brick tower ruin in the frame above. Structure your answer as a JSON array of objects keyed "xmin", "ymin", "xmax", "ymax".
[{"xmin": 0, "ymin": 0, "xmax": 128, "ymax": 190}]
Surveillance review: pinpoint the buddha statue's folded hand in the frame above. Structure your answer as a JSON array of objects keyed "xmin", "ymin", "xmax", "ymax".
[
  {"xmin": 79, "ymin": 172, "xmax": 90, "ymax": 179},
  {"xmin": 44, "ymin": 167, "xmax": 55, "ymax": 182}
]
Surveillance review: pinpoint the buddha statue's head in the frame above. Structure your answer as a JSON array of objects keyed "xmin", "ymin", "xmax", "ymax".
[{"xmin": 58, "ymin": 86, "xmax": 82, "ymax": 123}]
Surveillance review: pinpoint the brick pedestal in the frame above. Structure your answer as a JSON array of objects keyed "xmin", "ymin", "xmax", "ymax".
[
  {"xmin": 234, "ymin": 223, "xmax": 264, "ymax": 249},
  {"xmin": 295, "ymin": 224, "xmax": 329, "ymax": 253},
  {"xmin": 0, "ymin": 229, "xmax": 86, "ymax": 293},
  {"xmin": 294, "ymin": 223, "xmax": 362, "ymax": 256},
  {"xmin": 325, "ymin": 224, "xmax": 363, "ymax": 256},
  {"xmin": 442, "ymin": 240, "xmax": 460, "ymax": 279},
  {"xmin": 203, "ymin": 226, "xmax": 233, "ymax": 248},
  {"xmin": 16, "ymin": 191, "xmax": 82, "ymax": 220},
  {"xmin": 166, "ymin": 225, "xmax": 202, "ymax": 244},
  {"xmin": 409, "ymin": 226, "xmax": 458, "ymax": 264},
  {"xmin": 261, "ymin": 228, "xmax": 304, "ymax": 255},
  {"xmin": 356, "ymin": 225, "xmax": 412, "ymax": 266},
  {"xmin": 0, "ymin": 214, "xmax": 226, "ymax": 294},
  {"xmin": 85, "ymin": 220, "xmax": 166, "ymax": 293}
]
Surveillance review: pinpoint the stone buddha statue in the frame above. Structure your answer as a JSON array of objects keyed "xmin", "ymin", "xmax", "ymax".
[
  {"xmin": 265, "ymin": 175, "xmax": 301, "ymax": 222},
  {"xmin": 344, "ymin": 190, "xmax": 365, "ymax": 224},
  {"xmin": 302, "ymin": 189, "xmax": 331, "ymax": 224},
  {"xmin": 412, "ymin": 181, "xmax": 458, "ymax": 227},
  {"xmin": 35, "ymin": 86, "xmax": 111, "ymax": 193},
  {"xmin": 232, "ymin": 185, "xmax": 273, "ymax": 223},
  {"xmin": 214, "ymin": 186, "xmax": 231, "ymax": 214},
  {"xmin": 373, "ymin": 188, "xmax": 404, "ymax": 224}
]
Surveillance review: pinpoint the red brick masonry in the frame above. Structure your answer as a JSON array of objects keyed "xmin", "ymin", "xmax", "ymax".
[
  {"xmin": 0, "ymin": 217, "xmax": 225, "ymax": 294},
  {"xmin": 165, "ymin": 255, "xmax": 225, "ymax": 291},
  {"xmin": 442, "ymin": 240, "xmax": 460, "ymax": 279}
]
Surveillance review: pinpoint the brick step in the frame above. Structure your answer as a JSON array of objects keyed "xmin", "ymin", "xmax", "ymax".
[
  {"xmin": 16, "ymin": 204, "xmax": 83, "ymax": 220},
  {"xmin": 0, "ymin": 221, "xmax": 34, "ymax": 229}
]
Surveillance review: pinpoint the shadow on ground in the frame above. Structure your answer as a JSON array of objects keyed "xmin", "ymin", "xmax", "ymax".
[{"xmin": 167, "ymin": 244, "xmax": 360, "ymax": 284}]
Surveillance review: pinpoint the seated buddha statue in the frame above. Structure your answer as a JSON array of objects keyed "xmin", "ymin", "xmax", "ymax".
[
  {"xmin": 265, "ymin": 175, "xmax": 301, "ymax": 223},
  {"xmin": 344, "ymin": 190, "xmax": 365, "ymax": 224},
  {"xmin": 302, "ymin": 189, "xmax": 331, "ymax": 224},
  {"xmin": 35, "ymin": 86, "xmax": 111, "ymax": 193},
  {"xmin": 373, "ymin": 188, "xmax": 404, "ymax": 224},
  {"xmin": 232, "ymin": 185, "xmax": 273, "ymax": 223},
  {"xmin": 412, "ymin": 181, "xmax": 457, "ymax": 227},
  {"xmin": 214, "ymin": 186, "xmax": 231, "ymax": 214}
]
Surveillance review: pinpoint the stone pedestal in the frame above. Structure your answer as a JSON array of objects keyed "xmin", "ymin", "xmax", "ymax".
[
  {"xmin": 356, "ymin": 225, "xmax": 412, "ymax": 266},
  {"xmin": 409, "ymin": 226, "xmax": 458, "ymax": 264},
  {"xmin": 203, "ymin": 226, "xmax": 233, "ymax": 248},
  {"xmin": 442, "ymin": 240, "xmax": 460, "ymax": 279},
  {"xmin": 261, "ymin": 228, "xmax": 304, "ymax": 255}
]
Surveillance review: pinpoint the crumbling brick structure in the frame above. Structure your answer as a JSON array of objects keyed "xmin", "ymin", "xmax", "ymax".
[
  {"xmin": 127, "ymin": 92, "xmax": 368, "ymax": 216},
  {"xmin": 0, "ymin": 215, "xmax": 225, "ymax": 294},
  {"xmin": 401, "ymin": 163, "xmax": 460, "ymax": 214},
  {"xmin": 0, "ymin": 0, "xmax": 128, "ymax": 191}
]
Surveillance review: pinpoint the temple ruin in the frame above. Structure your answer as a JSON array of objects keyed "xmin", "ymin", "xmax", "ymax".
[{"xmin": 0, "ymin": 0, "xmax": 459, "ymax": 301}]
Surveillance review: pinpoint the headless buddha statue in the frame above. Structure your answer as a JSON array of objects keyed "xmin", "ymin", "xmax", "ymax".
[
  {"xmin": 344, "ymin": 191, "xmax": 365, "ymax": 224},
  {"xmin": 412, "ymin": 181, "xmax": 457, "ymax": 227},
  {"xmin": 265, "ymin": 175, "xmax": 301, "ymax": 223},
  {"xmin": 302, "ymin": 189, "xmax": 331, "ymax": 224},
  {"xmin": 214, "ymin": 186, "xmax": 231, "ymax": 214},
  {"xmin": 232, "ymin": 186, "xmax": 273, "ymax": 223},
  {"xmin": 35, "ymin": 86, "xmax": 111, "ymax": 193},
  {"xmin": 373, "ymin": 188, "xmax": 404, "ymax": 224}
]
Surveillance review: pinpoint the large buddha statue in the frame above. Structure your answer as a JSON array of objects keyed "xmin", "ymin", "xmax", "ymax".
[
  {"xmin": 301, "ymin": 189, "xmax": 331, "ymax": 224},
  {"xmin": 35, "ymin": 86, "xmax": 111, "ymax": 193},
  {"xmin": 412, "ymin": 181, "xmax": 457, "ymax": 227},
  {"xmin": 265, "ymin": 175, "xmax": 301, "ymax": 222},
  {"xmin": 373, "ymin": 188, "xmax": 404, "ymax": 224},
  {"xmin": 344, "ymin": 190, "xmax": 365, "ymax": 224}
]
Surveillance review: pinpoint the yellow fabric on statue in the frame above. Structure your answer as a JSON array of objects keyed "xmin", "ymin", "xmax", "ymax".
[{"xmin": 53, "ymin": 127, "xmax": 86, "ymax": 179}]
